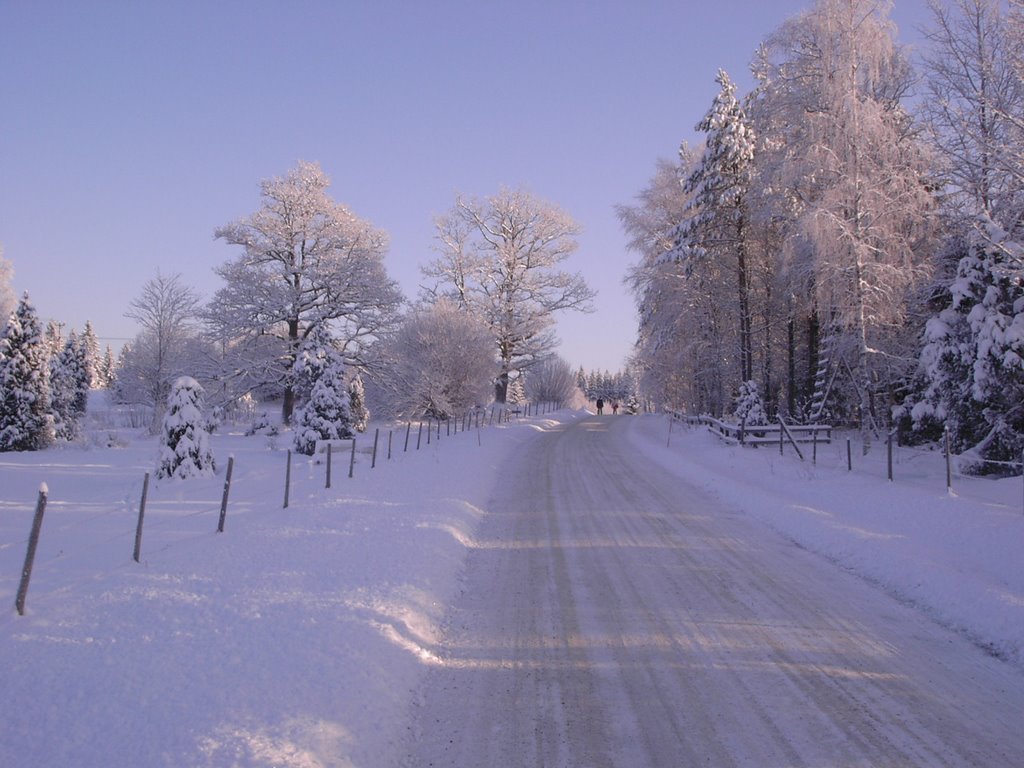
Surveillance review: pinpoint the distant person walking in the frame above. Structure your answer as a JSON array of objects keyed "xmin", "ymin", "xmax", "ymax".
[
  {"xmin": 612, "ymin": 402, "xmax": 619, "ymax": 415},
  {"xmin": 596, "ymin": 398, "xmax": 604, "ymax": 415}
]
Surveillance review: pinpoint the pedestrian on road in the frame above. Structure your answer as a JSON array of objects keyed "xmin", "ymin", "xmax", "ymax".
[
  {"xmin": 612, "ymin": 402, "xmax": 619, "ymax": 415},
  {"xmin": 596, "ymin": 398, "xmax": 604, "ymax": 415}
]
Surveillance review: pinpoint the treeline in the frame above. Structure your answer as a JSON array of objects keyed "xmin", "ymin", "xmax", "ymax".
[
  {"xmin": 622, "ymin": 0, "xmax": 1024, "ymax": 471},
  {"xmin": 1, "ymin": 168, "xmax": 596, "ymax": 454}
]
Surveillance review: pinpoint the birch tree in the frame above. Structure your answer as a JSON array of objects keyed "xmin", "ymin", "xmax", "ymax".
[
  {"xmin": 761, "ymin": 0, "xmax": 936, "ymax": 448},
  {"xmin": 423, "ymin": 188, "xmax": 594, "ymax": 403},
  {"xmin": 211, "ymin": 161, "xmax": 403, "ymax": 423}
]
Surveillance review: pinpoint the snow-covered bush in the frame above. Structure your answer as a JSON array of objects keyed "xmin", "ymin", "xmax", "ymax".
[
  {"xmin": 733, "ymin": 380, "xmax": 767, "ymax": 426},
  {"xmin": 156, "ymin": 377, "xmax": 216, "ymax": 480},
  {"xmin": 625, "ymin": 393, "xmax": 641, "ymax": 415},
  {"xmin": 293, "ymin": 360, "xmax": 353, "ymax": 455}
]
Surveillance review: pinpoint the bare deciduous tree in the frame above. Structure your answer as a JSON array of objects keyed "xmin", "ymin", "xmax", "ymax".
[{"xmin": 424, "ymin": 188, "xmax": 594, "ymax": 403}]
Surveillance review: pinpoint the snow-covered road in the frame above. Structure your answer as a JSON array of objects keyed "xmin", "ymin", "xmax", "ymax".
[{"xmin": 401, "ymin": 415, "xmax": 1024, "ymax": 767}]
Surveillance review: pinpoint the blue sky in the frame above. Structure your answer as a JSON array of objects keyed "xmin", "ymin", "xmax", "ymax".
[{"xmin": 0, "ymin": 1, "xmax": 931, "ymax": 373}]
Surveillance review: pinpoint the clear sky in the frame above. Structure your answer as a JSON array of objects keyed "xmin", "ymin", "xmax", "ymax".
[{"xmin": 0, "ymin": 0, "xmax": 932, "ymax": 374}]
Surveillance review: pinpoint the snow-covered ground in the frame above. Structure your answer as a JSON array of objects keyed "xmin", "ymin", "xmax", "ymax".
[{"xmin": 1, "ymin": 405, "xmax": 1022, "ymax": 766}]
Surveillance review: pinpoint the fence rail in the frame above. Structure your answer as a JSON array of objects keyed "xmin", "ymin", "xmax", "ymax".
[{"xmin": 667, "ymin": 411, "xmax": 832, "ymax": 446}]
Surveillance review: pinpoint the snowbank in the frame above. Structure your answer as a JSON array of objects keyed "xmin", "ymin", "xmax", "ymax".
[
  {"xmin": 0, "ymin": 411, "xmax": 580, "ymax": 768},
  {"xmin": 627, "ymin": 414, "xmax": 1024, "ymax": 668}
]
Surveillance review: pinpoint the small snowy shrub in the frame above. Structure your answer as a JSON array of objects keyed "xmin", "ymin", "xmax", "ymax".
[
  {"xmin": 733, "ymin": 380, "xmax": 767, "ymax": 426},
  {"xmin": 157, "ymin": 377, "xmax": 216, "ymax": 480}
]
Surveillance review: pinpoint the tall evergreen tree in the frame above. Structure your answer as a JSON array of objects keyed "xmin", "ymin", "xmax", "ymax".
[
  {"xmin": 50, "ymin": 330, "xmax": 90, "ymax": 441},
  {"xmin": 679, "ymin": 69, "xmax": 757, "ymax": 383},
  {"xmin": 0, "ymin": 293, "xmax": 54, "ymax": 451}
]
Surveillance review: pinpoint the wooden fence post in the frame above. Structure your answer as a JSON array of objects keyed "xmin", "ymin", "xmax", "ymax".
[
  {"xmin": 326, "ymin": 442, "xmax": 332, "ymax": 489},
  {"xmin": 283, "ymin": 450, "xmax": 291, "ymax": 509},
  {"xmin": 133, "ymin": 472, "xmax": 150, "ymax": 562},
  {"xmin": 217, "ymin": 456, "xmax": 234, "ymax": 533},
  {"xmin": 404, "ymin": 421, "xmax": 411, "ymax": 452},
  {"xmin": 371, "ymin": 428, "xmax": 380, "ymax": 468},
  {"xmin": 887, "ymin": 430, "xmax": 895, "ymax": 482},
  {"xmin": 416, "ymin": 422, "xmax": 423, "ymax": 450},
  {"xmin": 388, "ymin": 430, "xmax": 393, "ymax": 460},
  {"xmin": 847, "ymin": 438, "xmax": 852, "ymax": 471},
  {"xmin": 16, "ymin": 484, "xmax": 49, "ymax": 615},
  {"xmin": 945, "ymin": 427, "xmax": 952, "ymax": 492},
  {"xmin": 349, "ymin": 437, "xmax": 357, "ymax": 478}
]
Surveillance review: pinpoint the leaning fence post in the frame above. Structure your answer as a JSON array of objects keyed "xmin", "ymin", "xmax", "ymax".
[
  {"xmin": 847, "ymin": 438, "xmax": 852, "ymax": 471},
  {"xmin": 371, "ymin": 428, "xmax": 380, "ymax": 468},
  {"xmin": 217, "ymin": 456, "xmax": 234, "ymax": 533},
  {"xmin": 667, "ymin": 415, "xmax": 673, "ymax": 448},
  {"xmin": 416, "ymin": 422, "xmax": 423, "ymax": 450},
  {"xmin": 404, "ymin": 421, "xmax": 411, "ymax": 452},
  {"xmin": 283, "ymin": 450, "xmax": 291, "ymax": 509},
  {"xmin": 349, "ymin": 437, "xmax": 356, "ymax": 478},
  {"xmin": 16, "ymin": 484, "xmax": 49, "ymax": 615},
  {"xmin": 133, "ymin": 472, "xmax": 150, "ymax": 562}
]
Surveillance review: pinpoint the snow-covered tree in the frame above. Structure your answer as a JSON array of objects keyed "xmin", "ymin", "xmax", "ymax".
[
  {"xmin": 678, "ymin": 69, "xmax": 757, "ymax": 383},
  {"xmin": 733, "ymin": 380, "xmax": 768, "ymax": 426},
  {"xmin": 50, "ymin": 331, "xmax": 90, "ymax": 441},
  {"xmin": 914, "ymin": 219, "xmax": 1024, "ymax": 472},
  {"xmin": 0, "ymin": 247, "xmax": 14, "ymax": 333},
  {"xmin": 348, "ymin": 374, "xmax": 369, "ymax": 433},
  {"xmin": 98, "ymin": 345, "xmax": 116, "ymax": 389},
  {"xmin": 759, "ymin": 0, "xmax": 936, "ymax": 447},
  {"xmin": 0, "ymin": 293, "xmax": 54, "ymax": 451},
  {"xmin": 424, "ymin": 188, "xmax": 594, "ymax": 402},
  {"xmin": 293, "ymin": 360, "xmax": 353, "ymax": 455},
  {"xmin": 81, "ymin": 321, "xmax": 100, "ymax": 389},
  {"xmin": 211, "ymin": 161, "xmax": 403, "ymax": 424},
  {"xmin": 921, "ymin": 0, "xmax": 1023, "ymax": 228},
  {"xmin": 292, "ymin": 323, "xmax": 339, "ymax": 404},
  {"xmin": 156, "ymin": 376, "xmax": 215, "ymax": 480},
  {"xmin": 375, "ymin": 298, "xmax": 497, "ymax": 420},
  {"xmin": 506, "ymin": 375, "xmax": 526, "ymax": 406}
]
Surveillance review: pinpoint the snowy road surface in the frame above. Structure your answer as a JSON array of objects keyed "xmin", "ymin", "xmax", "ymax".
[{"xmin": 400, "ymin": 415, "xmax": 1024, "ymax": 767}]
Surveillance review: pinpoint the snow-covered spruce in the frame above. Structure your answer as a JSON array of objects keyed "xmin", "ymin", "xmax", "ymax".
[
  {"xmin": 733, "ymin": 380, "xmax": 768, "ymax": 426},
  {"xmin": 0, "ymin": 293, "xmax": 54, "ymax": 451},
  {"xmin": 156, "ymin": 376, "xmax": 216, "ymax": 480},
  {"xmin": 348, "ymin": 374, "xmax": 369, "ymax": 433},
  {"xmin": 50, "ymin": 330, "xmax": 90, "ymax": 442},
  {"xmin": 293, "ymin": 360, "xmax": 353, "ymax": 455}
]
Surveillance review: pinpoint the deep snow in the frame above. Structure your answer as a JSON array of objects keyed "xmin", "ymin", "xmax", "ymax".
[{"xmin": 1, "ymin": 404, "xmax": 1022, "ymax": 766}]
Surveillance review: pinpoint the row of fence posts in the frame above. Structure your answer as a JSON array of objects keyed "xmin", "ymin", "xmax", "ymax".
[
  {"xmin": 14, "ymin": 402, "xmax": 558, "ymax": 615},
  {"xmin": 670, "ymin": 412, "xmax": 1024, "ymax": 510}
]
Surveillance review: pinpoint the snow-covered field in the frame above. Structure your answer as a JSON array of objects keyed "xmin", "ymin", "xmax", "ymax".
[{"xmin": 1, "ymin": 405, "xmax": 1022, "ymax": 767}]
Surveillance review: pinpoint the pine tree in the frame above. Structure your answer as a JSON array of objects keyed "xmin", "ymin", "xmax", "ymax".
[
  {"xmin": 293, "ymin": 360, "xmax": 353, "ymax": 455},
  {"xmin": 0, "ymin": 293, "xmax": 54, "ymax": 451},
  {"xmin": 81, "ymin": 321, "xmax": 100, "ymax": 388},
  {"xmin": 913, "ymin": 220, "xmax": 1024, "ymax": 472},
  {"xmin": 50, "ymin": 331, "xmax": 90, "ymax": 441},
  {"xmin": 680, "ymin": 68, "xmax": 757, "ymax": 384},
  {"xmin": 157, "ymin": 377, "xmax": 216, "ymax": 480}
]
